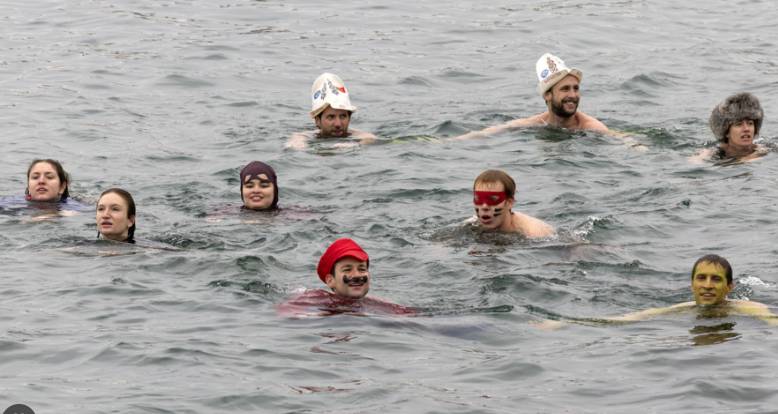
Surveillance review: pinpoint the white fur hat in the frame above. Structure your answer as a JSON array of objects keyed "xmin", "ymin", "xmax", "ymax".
[
  {"xmin": 310, "ymin": 73, "xmax": 357, "ymax": 118},
  {"xmin": 535, "ymin": 53, "xmax": 583, "ymax": 96}
]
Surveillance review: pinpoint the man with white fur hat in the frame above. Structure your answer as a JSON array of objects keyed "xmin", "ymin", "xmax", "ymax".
[
  {"xmin": 286, "ymin": 73, "xmax": 376, "ymax": 150},
  {"xmin": 455, "ymin": 53, "xmax": 608, "ymax": 140}
]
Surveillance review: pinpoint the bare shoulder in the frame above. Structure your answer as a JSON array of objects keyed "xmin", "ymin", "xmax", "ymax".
[
  {"xmin": 285, "ymin": 131, "xmax": 315, "ymax": 150},
  {"xmin": 349, "ymin": 128, "xmax": 378, "ymax": 145},
  {"xmin": 688, "ymin": 148, "xmax": 715, "ymax": 164},
  {"xmin": 513, "ymin": 212, "xmax": 555, "ymax": 238},
  {"xmin": 577, "ymin": 112, "xmax": 609, "ymax": 133},
  {"xmin": 731, "ymin": 300, "xmax": 770, "ymax": 313}
]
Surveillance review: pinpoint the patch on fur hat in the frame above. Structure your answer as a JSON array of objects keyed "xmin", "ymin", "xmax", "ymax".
[{"xmin": 709, "ymin": 92, "xmax": 763, "ymax": 142}]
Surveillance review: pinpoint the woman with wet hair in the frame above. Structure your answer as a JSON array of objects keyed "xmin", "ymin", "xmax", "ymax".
[
  {"xmin": 96, "ymin": 188, "xmax": 136, "ymax": 243},
  {"xmin": 240, "ymin": 161, "xmax": 279, "ymax": 211},
  {"xmin": 26, "ymin": 159, "xmax": 70, "ymax": 202}
]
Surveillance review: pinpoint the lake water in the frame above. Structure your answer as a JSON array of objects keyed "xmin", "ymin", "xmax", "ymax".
[{"xmin": 2, "ymin": 0, "xmax": 778, "ymax": 412}]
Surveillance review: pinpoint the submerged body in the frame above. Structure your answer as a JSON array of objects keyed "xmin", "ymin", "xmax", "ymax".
[
  {"xmin": 539, "ymin": 255, "xmax": 778, "ymax": 328},
  {"xmin": 277, "ymin": 289, "xmax": 416, "ymax": 317}
]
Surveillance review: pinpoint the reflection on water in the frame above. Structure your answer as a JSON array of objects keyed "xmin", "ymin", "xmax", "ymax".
[{"xmin": 689, "ymin": 322, "xmax": 740, "ymax": 346}]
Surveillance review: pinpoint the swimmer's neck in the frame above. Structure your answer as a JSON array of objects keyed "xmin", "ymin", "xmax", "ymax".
[
  {"xmin": 720, "ymin": 143, "xmax": 757, "ymax": 158},
  {"xmin": 541, "ymin": 111, "xmax": 581, "ymax": 130},
  {"xmin": 316, "ymin": 131, "xmax": 352, "ymax": 139}
]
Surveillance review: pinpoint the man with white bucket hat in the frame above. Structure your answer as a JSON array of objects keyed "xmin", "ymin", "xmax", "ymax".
[
  {"xmin": 286, "ymin": 73, "xmax": 376, "ymax": 150},
  {"xmin": 455, "ymin": 53, "xmax": 608, "ymax": 140}
]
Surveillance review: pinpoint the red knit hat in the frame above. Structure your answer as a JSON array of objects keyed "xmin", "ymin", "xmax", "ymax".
[{"xmin": 316, "ymin": 238, "xmax": 369, "ymax": 283}]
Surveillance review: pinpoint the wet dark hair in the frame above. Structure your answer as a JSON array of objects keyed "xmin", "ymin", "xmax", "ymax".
[
  {"xmin": 26, "ymin": 159, "xmax": 70, "ymax": 202},
  {"xmin": 97, "ymin": 188, "xmax": 136, "ymax": 243},
  {"xmin": 315, "ymin": 106, "xmax": 352, "ymax": 121},
  {"xmin": 691, "ymin": 254, "xmax": 732, "ymax": 285},
  {"xmin": 473, "ymin": 169, "xmax": 517, "ymax": 199}
]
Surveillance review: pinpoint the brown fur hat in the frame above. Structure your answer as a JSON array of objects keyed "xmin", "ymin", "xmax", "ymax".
[{"xmin": 709, "ymin": 92, "xmax": 763, "ymax": 143}]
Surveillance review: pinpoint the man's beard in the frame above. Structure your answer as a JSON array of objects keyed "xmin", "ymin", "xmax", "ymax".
[{"xmin": 550, "ymin": 97, "xmax": 579, "ymax": 118}]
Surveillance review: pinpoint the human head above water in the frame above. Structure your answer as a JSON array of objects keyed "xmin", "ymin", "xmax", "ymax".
[
  {"xmin": 239, "ymin": 161, "xmax": 278, "ymax": 210},
  {"xmin": 317, "ymin": 238, "xmax": 371, "ymax": 299},
  {"xmin": 473, "ymin": 169, "xmax": 516, "ymax": 199},
  {"xmin": 536, "ymin": 53, "xmax": 583, "ymax": 97},
  {"xmin": 96, "ymin": 188, "xmax": 136, "ymax": 243},
  {"xmin": 310, "ymin": 73, "xmax": 357, "ymax": 138},
  {"xmin": 709, "ymin": 92, "xmax": 763, "ymax": 144},
  {"xmin": 691, "ymin": 254, "xmax": 733, "ymax": 285},
  {"xmin": 26, "ymin": 159, "xmax": 70, "ymax": 202}
]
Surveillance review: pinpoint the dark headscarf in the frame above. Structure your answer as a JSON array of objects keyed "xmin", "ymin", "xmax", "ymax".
[{"xmin": 239, "ymin": 161, "xmax": 279, "ymax": 210}]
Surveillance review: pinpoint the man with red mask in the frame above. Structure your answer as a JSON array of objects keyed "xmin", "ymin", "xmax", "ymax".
[
  {"xmin": 470, "ymin": 169, "xmax": 555, "ymax": 238},
  {"xmin": 277, "ymin": 238, "xmax": 415, "ymax": 317}
]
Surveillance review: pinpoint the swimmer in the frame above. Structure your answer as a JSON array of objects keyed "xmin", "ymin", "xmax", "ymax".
[
  {"xmin": 26, "ymin": 159, "xmax": 70, "ymax": 202},
  {"xmin": 539, "ymin": 254, "xmax": 778, "ymax": 328},
  {"xmin": 455, "ymin": 53, "xmax": 609, "ymax": 140},
  {"xmin": 277, "ymin": 238, "xmax": 415, "ymax": 316},
  {"xmin": 286, "ymin": 73, "xmax": 377, "ymax": 150},
  {"xmin": 96, "ymin": 188, "xmax": 136, "ymax": 243},
  {"xmin": 240, "ymin": 161, "xmax": 278, "ymax": 211},
  {"xmin": 469, "ymin": 169, "xmax": 555, "ymax": 238},
  {"xmin": 689, "ymin": 92, "xmax": 766, "ymax": 163}
]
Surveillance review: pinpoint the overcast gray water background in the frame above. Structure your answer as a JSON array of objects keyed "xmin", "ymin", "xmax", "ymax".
[{"xmin": 2, "ymin": 0, "xmax": 778, "ymax": 412}]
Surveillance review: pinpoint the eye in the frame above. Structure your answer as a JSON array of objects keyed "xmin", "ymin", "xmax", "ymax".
[{"xmin": 489, "ymin": 195, "xmax": 500, "ymax": 203}]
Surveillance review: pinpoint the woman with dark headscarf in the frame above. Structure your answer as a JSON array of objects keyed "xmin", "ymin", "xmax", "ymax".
[{"xmin": 240, "ymin": 161, "xmax": 279, "ymax": 211}]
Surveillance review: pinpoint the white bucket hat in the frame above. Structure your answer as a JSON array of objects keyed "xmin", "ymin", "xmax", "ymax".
[
  {"xmin": 535, "ymin": 53, "xmax": 583, "ymax": 96},
  {"xmin": 309, "ymin": 73, "xmax": 358, "ymax": 118}
]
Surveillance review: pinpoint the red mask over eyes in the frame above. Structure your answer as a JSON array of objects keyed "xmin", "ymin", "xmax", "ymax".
[{"xmin": 473, "ymin": 191, "xmax": 507, "ymax": 206}]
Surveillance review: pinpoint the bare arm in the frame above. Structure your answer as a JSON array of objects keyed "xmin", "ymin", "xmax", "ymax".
[
  {"xmin": 604, "ymin": 302, "xmax": 694, "ymax": 322},
  {"xmin": 349, "ymin": 129, "xmax": 378, "ymax": 145},
  {"xmin": 285, "ymin": 132, "xmax": 311, "ymax": 151},
  {"xmin": 451, "ymin": 115, "xmax": 544, "ymax": 141},
  {"xmin": 688, "ymin": 148, "xmax": 715, "ymax": 164},
  {"xmin": 534, "ymin": 302, "xmax": 694, "ymax": 330}
]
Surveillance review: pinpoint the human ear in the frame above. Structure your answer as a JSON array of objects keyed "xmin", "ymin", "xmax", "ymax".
[{"xmin": 324, "ymin": 273, "xmax": 336, "ymax": 289}]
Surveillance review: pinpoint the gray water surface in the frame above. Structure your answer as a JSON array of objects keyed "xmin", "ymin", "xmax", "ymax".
[{"xmin": 2, "ymin": 1, "xmax": 778, "ymax": 413}]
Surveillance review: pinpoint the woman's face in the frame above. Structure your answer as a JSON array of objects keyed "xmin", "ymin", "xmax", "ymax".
[
  {"xmin": 242, "ymin": 174, "xmax": 275, "ymax": 210},
  {"xmin": 27, "ymin": 162, "xmax": 66, "ymax": 202},
  {"xmin": 96, "ymin": 192, "xmax": 135, "ymax": 241}
]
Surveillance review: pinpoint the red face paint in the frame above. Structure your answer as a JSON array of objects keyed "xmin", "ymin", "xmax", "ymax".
[{"xmin": 473, "ymin": 191, "xmax": 506, "ymax": 206}]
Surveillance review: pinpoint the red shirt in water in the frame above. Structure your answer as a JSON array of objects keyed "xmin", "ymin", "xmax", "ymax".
[{"xmin": 277, "ymin": 289, "xmax": 416, "ymax": 317}]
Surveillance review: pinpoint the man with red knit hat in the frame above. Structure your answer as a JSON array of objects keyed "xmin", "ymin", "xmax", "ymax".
[{"xmin": 277, "ymin": 238, "xmax": 415, "ymax": 316}]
